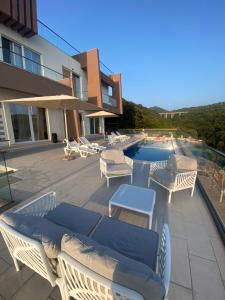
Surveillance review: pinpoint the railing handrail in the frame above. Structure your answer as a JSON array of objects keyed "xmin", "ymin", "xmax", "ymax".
[
  {"xmin": 0, "ymin": 46, "xmax": 69, "ymax": 79},
  {"xmin": 37, "ymin": 20, "xmax": 114, "ymax": 75}
]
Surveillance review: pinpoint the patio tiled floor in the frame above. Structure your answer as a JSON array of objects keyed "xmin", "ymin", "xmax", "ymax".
[{"xmin": 0, "ymin": 144, "xmax": 224, "ymax": 300}]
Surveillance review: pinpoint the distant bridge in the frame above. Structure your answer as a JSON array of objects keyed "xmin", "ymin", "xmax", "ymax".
[{"xmin": 159, "ymin": 111, "xmax": 188, "ymax": 119}]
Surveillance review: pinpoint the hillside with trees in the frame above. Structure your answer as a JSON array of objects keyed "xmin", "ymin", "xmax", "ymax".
[
  {"xmin": 118, "ymin": 99, "xmax": 170, "ymax": 129},
  {"xmin": 171, "ymin": 102, "xmax": 225, "ymax": 152},
  {"xmin": 117, "ymin": 99, "xmax": 225, "ymax": 152}
]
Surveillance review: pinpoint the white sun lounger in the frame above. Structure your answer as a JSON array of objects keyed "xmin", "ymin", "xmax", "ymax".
[
  {"xmin": 79, "ymin": 136, "xmax": 106, "ymax": 152},
  {"xmin": 63, "ymin": 139, "xmax": 97, "ymax": 158}
]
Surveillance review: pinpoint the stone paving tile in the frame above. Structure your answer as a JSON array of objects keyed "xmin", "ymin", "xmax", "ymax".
[
  {"xmin": 185, "ymin": 222, "xmax": 216, "ymax": 261},
  {"xmin": 210, "ymin": 237, "xmax": 225, "ymax": 282},
  {"xmin": 10, "ymin": 273, "xmax": 53, "ymax": 300},
  {"xmin": 0, "ymin": 257, "xmax": 10, "ymax": 276},
  {"xmin": 0, "ymin": 236, "xmax": 6, "ymax": 251},
  {"xmin": 190, "ymin": 255, "xmax": 225, "ymax": 300},
  {"xmin": 171, "ymin": 235, "xmax": 192, "ymax": 289},
  {"xmin": 0, "ymin": 247, "xmax": 13, "ymax": 265},
  {"xmin": 47, "ymin": 287, "xmax": 61, "ymax": 300},
  {"xmin": 168, "ymin": 283, "xmax": 193, "ymax": 300},
  {"xmin": 0, "ymin": 266, "xmax": 33, "ymax": 299}
]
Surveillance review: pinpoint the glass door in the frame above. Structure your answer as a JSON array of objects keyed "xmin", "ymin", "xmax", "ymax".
[
  {"xmin": 30, "ymin": 107, "xmax": 48, "ymax": 140},
  {"xmin": 10, "ymin": 104, "xmax": 48, "ymax": 142},
  {"xmin": 10, "ymin": 104, "xmax": 32, "ymax": 142}
]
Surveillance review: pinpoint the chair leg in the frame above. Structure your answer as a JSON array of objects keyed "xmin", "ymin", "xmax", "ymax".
[
  {"xmin": 191, "ymin": 186, "xmax": 195, "ymax": 197},
  {"xmin": 107, "ymin": 177, "xmax": 109, "ymax": 188},
  {"xmin": 130, "ymin": 174, "xmax": 133, "ymax": 184},
  {"xmin": 100, "ymin": 171, "xmax": 102, "ymax": 178},
  {"xmin": 148, "ymin": 177, "xmax": 151, "ymax": 188},
  {"xmin": 13, "ymin": 257, "xmax": 20, "ymax": 272},
  {"xmin": 168, "ymin": 191, "xmax": 172, "ymax": 204}
]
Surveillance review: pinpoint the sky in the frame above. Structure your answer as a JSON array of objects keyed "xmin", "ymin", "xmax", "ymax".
[{"xmin": 37, "ymin": 0, "xmax": 225, "ymax": 110}]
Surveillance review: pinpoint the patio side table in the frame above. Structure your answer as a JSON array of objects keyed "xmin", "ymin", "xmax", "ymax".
[{"xmin": 109, "ymin": 184, "xmax": 156, "ymax": 229}]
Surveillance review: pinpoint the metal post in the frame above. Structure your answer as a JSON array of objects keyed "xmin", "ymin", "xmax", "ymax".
[{"xmin": 64, "ymin": 109, "xmax": 68, "ymax": 141}]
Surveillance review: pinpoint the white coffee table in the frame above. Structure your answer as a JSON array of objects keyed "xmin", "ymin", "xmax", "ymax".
[{"xmin": 109, "ymin": 184, "xmax": 156, "ymax": 229}]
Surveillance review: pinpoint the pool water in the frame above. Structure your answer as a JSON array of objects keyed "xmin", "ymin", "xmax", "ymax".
[{"xmin": 124, "ymin": 140, "xmax": 174, "ymax": 161}]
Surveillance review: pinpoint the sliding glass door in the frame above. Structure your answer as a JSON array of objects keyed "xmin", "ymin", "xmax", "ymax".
[
  {"xmin": 10, "ymin": 104, "xmax": 32, "ymax": 142},
  {"xmin": 10, "ymin": 104, "xmax": 47, "ymax": 142}
]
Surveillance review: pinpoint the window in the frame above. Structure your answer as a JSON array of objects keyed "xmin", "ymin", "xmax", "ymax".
[
  {"xmin": 2, "ymin": 37, "xmax": 22, "ymax": 68},
  {"xmin": 90, "ymin": 118, "xmax": 100, "ymax": 134},
  {"xmin": 13, "ymin": 44, "xmax": 23, "ymax": 68},
  {"xmin": 74, "ymin": 75, "xmax": 81, "ymax": 98},
  {"xmin": 2, "ymin": 37, "xmax": 13, "ymax": 64},
  {"xmin": 1, "ymin": 36, "xmax": 41, "ymax": 75},
  {"xmin": 24, "ymin": 47, "xmax": 41, "ymax": 75}
]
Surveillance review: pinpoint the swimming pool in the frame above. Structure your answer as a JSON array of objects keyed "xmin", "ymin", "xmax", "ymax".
[{"xmin": 124, "ymin": 140, "xmax": 174, "ymax": 161}]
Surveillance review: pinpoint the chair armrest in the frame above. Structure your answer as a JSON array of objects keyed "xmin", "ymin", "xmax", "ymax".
[
  {"xmin": 174, "ymin": 170, "xmax": 197, "ymax": 187},
  {"xmin": 124, "ymin": 156, "xmax": 133, "ymax": 169},
  {"xmin": 158, "ymin": 224, "xmax": 171, "ymax": 297},
  {"xmin": 149, "ymin": 160, "xmax": 168, "ymax": 174},
  {"xmin": 15, "ymin": 192, "xmax": 60, "ymax": 217}
]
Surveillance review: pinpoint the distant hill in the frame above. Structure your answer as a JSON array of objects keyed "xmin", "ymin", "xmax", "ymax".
[
  {"xmin": 171, "ymin": 101, "xmax": 225, "ymax": 151},
  {"xmin": 118, "ymin": 99, "xmax": 171, "ymax": 129},
  {"xmin": 150, "ymin": 106, "xmax": 167, "ymax": 113},
  {"xmin": 119, "ymin": 99, "xmax": 225, "ymax": 152}
]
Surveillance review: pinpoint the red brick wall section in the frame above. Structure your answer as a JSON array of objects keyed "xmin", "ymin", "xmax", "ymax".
[{"xmin": 110, "ymin": 73, "xmax": 123, "ymax": 114}]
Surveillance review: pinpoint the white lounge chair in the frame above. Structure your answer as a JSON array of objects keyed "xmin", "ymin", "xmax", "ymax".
[
  {"xmin": 115, "ymin": 131, "xmax": 130, "ymax": 141},
  {"xmin": 148, "ymin": 154, "xmax": 197, "ymax": 203},
  {"xmin": 111, "ymin": 132, "xmax": 127, "ymax": 142},
  {"xmin": 100, "ymin": 149, "xmax": 133, "ymax": 188},
  {"xmin": 79, "ymin": 136, "xmax": 106, "ymax": 152},
  {"xmin": 63, "ymin": 139, "xmax": 97, "ymax": 158},
  {"xmin": 108, "ymin": 135, "xmax": 117, "ymax": 145}
]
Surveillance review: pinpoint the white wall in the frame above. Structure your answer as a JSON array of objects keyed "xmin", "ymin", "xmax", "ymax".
[
  {"xmin": 46, "ymin": 109, "xmax": 65, "ymax": 141},
  {"xmin": 0, "ymin": 24, "xmax": 88, "ymax": 96}
]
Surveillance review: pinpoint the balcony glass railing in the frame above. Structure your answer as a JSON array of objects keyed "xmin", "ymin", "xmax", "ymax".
[
  {"xmin": 102, "ymin": 94, "xmax": 117, "ymax": 107},
  {"xmin": 0, "ymin": 46, "xmax": 70, "ymax": 82},
  {"xmin": 38, "ymin": 20, "xmax": 113, "ymax": 76},
  {"xmin": 0, "ymin": 151, "xmax": 13, "ymax": 209}
]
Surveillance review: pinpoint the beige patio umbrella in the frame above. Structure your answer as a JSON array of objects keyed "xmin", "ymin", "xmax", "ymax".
[
  {"xmin": 85, "ymin": 111, "xmax": 118, "ymax": 118},
  {"xmin": 85, "ymin": 110, "xmax": 119, "ymax": 136},
  {"xmin": 2, "ymin": 95, "xmax": 101, "ymax": 140}
]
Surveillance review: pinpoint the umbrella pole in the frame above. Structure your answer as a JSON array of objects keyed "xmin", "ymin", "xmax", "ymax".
[{"xmin": 64, "ymin": 109, "xmax": 68, "ymax": 141}]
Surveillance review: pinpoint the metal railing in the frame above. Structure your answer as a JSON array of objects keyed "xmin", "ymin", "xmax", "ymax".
[
  {"xmin": 38, "ymin": 20, "xmax": 114, "ymax": 76},
  {"xmin": 0, "ymin": 151, "xmax": 13, "ymax": 209},
  {"xmin": 0, "ymin": 46, "xmax": 70, "ymax": 82},
  {"xmin": 102, "ymin": 94, "xmax": 117, "ymax": 107}
]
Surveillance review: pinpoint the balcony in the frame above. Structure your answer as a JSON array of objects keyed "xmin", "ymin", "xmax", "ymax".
[
  {"xmin": 0, "ymin": 47, "xmax": 72, "ymax": 96},
  {"xmin": 102, "ymin": 93, "xmax": 117, "ymax": 107}
]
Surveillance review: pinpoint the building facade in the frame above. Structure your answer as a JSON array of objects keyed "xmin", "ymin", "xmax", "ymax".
[{"xmin": 0, "ymin": 0, "xmax": 122, "ymax": 145}]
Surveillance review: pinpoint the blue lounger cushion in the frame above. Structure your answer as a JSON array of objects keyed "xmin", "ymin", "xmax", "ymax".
[
  {"xmin": 91, "ymin": 216, "xmax": 159, "ymax": 272},
  {"xmin": 45, "ymin": 202, "xmax": 102, "ymax": 236}
]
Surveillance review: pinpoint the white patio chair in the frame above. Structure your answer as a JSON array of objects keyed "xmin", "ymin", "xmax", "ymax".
[
  {"xmin": 148, "ymin": 154, "xmax": 197, "ymax": 203},
  {"xmin": 100, "ymin": 149, "xmax": 133, "ymax": 188},
  {"xmin": 57, "ymin": 223, "xmax": 171, "ymax": 300},
  {"xmin": 79, "ymin": 136, "xmax": 106, "ymax": 152},
  {"xmin": 63, "ymin": 139, "xmax": 97, "ymax": 158},
  {"xmin": 0, "ymin": 192, "xmax": 67, "ymax": 299}
]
